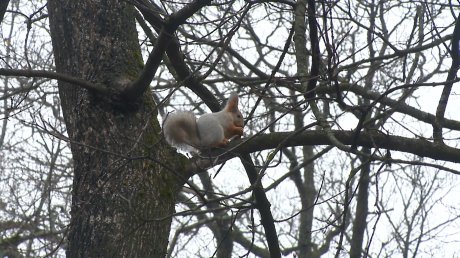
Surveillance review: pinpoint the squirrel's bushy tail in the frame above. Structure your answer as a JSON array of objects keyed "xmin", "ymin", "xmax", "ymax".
[{"xmin": 163, "ymin": 111, "xmax": 200, "ymax": 150}]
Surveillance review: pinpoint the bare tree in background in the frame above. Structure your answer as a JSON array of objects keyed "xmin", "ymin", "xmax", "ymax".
[{"xmin": 1, "ymin": 0, "xmax": 460, "ymax": 257}]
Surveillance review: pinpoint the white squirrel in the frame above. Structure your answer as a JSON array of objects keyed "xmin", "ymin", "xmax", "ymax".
[{"xmin": 163, "ymin": 93, "xmax": 244, "ymax": 150}]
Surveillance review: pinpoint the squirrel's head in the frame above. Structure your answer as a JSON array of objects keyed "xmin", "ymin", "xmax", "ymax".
[{"xmin": 225, "ymin": 93, "xmax": 244, "ymax": 127}]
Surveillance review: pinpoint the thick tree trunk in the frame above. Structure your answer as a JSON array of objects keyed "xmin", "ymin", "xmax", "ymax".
[{"xmin": 47, "ymin": 1, "xmax": 180, "ymax": 257}]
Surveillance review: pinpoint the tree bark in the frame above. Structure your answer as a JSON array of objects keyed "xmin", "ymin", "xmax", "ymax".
[
  {"xmin": 0, "ymin": 0, "xmax": 9, "ymax": 24},
  {"xmin": 298, "ymin": 146, "xmax": 316, "ymax": 258},
  {"xmin": 47, "ymin": 1, "xmax": 180, "ymax": 257},
  {"xmin": 349, "ymin": 149, "xmax": 371, "ymax": 258}
]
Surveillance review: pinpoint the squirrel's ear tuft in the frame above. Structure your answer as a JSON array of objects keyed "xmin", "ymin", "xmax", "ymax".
[{"xmin": 225, "ymin": 93, "xmax": 239, "ymax": 112}]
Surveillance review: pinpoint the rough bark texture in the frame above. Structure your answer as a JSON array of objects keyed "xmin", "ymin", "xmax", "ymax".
[{"xmin": 47, "ymin": 1, "xmax": 181, "ymax": 257}]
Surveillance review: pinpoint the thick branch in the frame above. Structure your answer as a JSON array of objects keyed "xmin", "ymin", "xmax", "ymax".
[
  {"xmin": 349, "ymin": 149, "xmax": 371, "ymax": 258},
  {"xmin": 305, "ymin": 0, "xmax": 320, "ymax": 99},
  {"xmin": 433, "ymin": 13, "xmax": 460, "ymax": 142},
  {"xmin": 121, "ymin": 26, "xmax": 172, "ymax": 100},
  {"xmin": 185, "ymin": 130, "xmax": 460, "ymax": 176},
  {"xmin": 124, "ymin": 0, "xmax": 212, "ymax": 101},
  {"xmin": 169, "ymin": 0, "xmax": 211, "ymax": 25},
  {"xmin": 165, "ymin": 34, "xmax": 221, "ymax": 111},
  {"xmin": 241, "ymin": 131, "xmax": 460, "ymax": 163},
  {"xmin": 135, "ymin": 0, "xmax": 220, "ymax": 110},
  {"xmin": 303, "ymin": 0, "xmax": 350, "ymax": 154},
  {"xmin": 240, "ymin": 154, "xmax": 281, "ymax": 258}
]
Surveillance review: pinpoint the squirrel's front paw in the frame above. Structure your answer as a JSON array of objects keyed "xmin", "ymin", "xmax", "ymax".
[
  {"xmin": 235, "ymin": 126, "xmax": 244, "ymax": 136},
  {"xmin": 216, "ymin": 138, "xmax": 230, "ymax": 148}
]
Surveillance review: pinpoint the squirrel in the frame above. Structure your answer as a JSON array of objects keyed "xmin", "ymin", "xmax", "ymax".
[{"xmin": 163, "ymin": 93, "xmax": 244, "ymax": 151}]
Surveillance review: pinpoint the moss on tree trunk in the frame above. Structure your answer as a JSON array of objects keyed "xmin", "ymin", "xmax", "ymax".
[{"xmin": 47, "ymin": 1, "xmax": 181, "ymax": 257}]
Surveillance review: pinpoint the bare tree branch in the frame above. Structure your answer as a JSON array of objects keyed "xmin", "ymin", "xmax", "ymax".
[
  {"xmin": 240, "ymin": 154, "xmax": 281, "ymax": 258},
  {"xmin": 433, "ymin": 12, "xmax": 460, "ymax": 143},
  {"xmin": 0, "ymin": 68, "xmax": 108, "ymax": 93},
  {"xmin": 122, "ymin": 0, "xmax": 212, "ymax": 101},
  {"xmin": 185, "ymin": 129, "xmax": 460, "ymax": 177}
]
